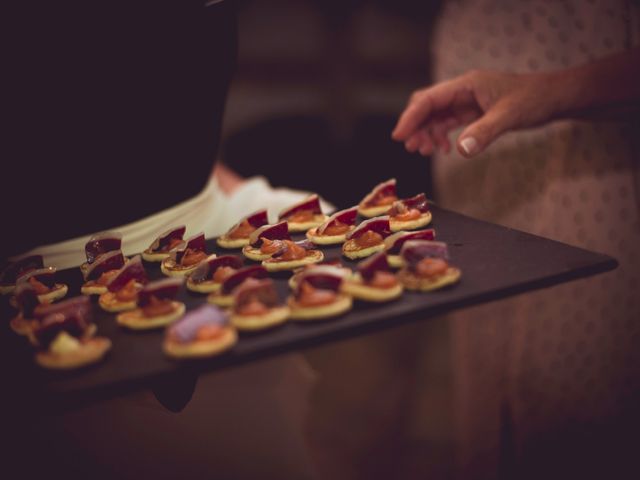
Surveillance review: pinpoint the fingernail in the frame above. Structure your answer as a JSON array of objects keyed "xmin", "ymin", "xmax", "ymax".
[{"xmin": 460, "ymin": 137, "xmax": 478, "ymax": 156}]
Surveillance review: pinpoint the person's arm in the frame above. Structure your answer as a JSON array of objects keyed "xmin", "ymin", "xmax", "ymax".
[{"xmin": 391, "ymin": 47, "xmax": 640, "ymax": 158}]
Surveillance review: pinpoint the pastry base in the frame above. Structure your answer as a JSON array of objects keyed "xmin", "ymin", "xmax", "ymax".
[
  {"xmin": 0, "ymin": 285, "xmax": 15, "ymax": 295},
  {"xmin": 99, "ymin": 291, "xmax": 139, "ymax": 312},
  {"xmin": 216, "ymin": 235, "xmax": 250, "ymax": 249},
  {"xmin": 231, "ymin": 306, "xmax": 290, "ymax": 331},
  {"xmin": 161, "ymin": 258, "xmax": 203, "ymax": 277},
  {"xmin": 398, "ymin": 267, "xmax": 461, "ymax": 291},
  {"xmin": 288, "ymin": 294, "xmax": 352, "ymax": 321},
  {"xmin": 81, "ymin": 283, "xmax": 108, "ymax": 295},
  {"xmin": 386, "ymin": 254, "xmax": 404, "ymax": 269},
  {"xmin": 186, "ymin": 278, "xmax": 222, "ymax": 294},
  {"xmin": 306, "ymin": 228, "xmax": 350, "ymax": 245},
  {"xmin": 342, "ymin": 277, "xmax": 403, "ymax": 302},
  {"xmin": 142, "ymin": 249, "xmax": 171, "ymax": 263},
  {"xmin": 263, "ymin": 250, "xmax": 324, "ymax": 272},
  {"xmin": 207, "ymin": 292, "xmax": 235, "ymax": 308},
  {"xmin": 38, "ymin": 284, "xmax": 68, "ymax": 303},
  {"xmin": 389, "ymin": 211, "xmax": 432, "ymax": 232},
  {"xmin": 164, "ymin": 328, "xmax": 237, "ymax": 358},
  {"xmin": 35, "ymin": 337, "xmax": 112, "ymax": 370},
  {"xmin": 242, "ymin": 246, "xmax": 273, "ymax": 262},
  {"xmin": 285, "ymin": 214, "xmax": 329, "ymax": 233},
  {"xmin": 342, "ymin": 240, "xmax": 385, "ymax": 259},
  {"xmin": 358, "ymin": 205, "xmax": 391, "ymax": 218},
  {"xmin": 117, "ymin": 302, "xmax": 186, "ymax": 330}
]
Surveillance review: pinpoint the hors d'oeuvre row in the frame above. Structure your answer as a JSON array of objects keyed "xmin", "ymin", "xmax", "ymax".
[
  {"xmin": 0, "ymin": 255, "xmax": 44, "ymax": 295},
  {"xmin": 358, "ymin": 178, "xmax": 398, "ymax": 218},
  {"xmin": 81, "ymin": 251, "xmax": 126, "ymax": 295},
  {"xmin": 117, "ymin": 278, "xmax": 186, "ymax": 330},
  {"xmin": 397, "ymin": 240, "xmax": 461, "ymax": 291},
  {"xmin": 342, "ymin": 216, "xmax": 392, "ymax": 259},
  {"xmin": 262, "ymin": 240, "xmax": 324, "ymax": 272},
  {"xmin": 278, "ymin": 195, "xmax": 328, "ymax": 232},
  {"xmin": 142, "ymin": 225, "xmax": 186, "ymax": 262},
  {"xmin": 208, "ymin": 265, "xmax": 268, "ymax": 307},
  {"xmin": 186, "ymin": 255, "xmax": 243, "ymax": 293},
  {"xmin": 31, "ymin": 296, "xmax": 111, "ymax": 370},
  {"xmin": 242, "ymin": 222, "xmax": 291, "ymax": 261},
  {"xmin": 288, "ymin": 267, "xmax": 352, "ymax": 321},
  {"xmin": 161, "ymin": 232, "xmax": 210, "ymax": 277},
  {"xmin": 383, "ymin": 229, "xmax": 436, "ymax": 268},
  {"xmin": 306, "ymin": 207, "xmax": 358, "ymax": 245},
  {"xmin": 81, "ymin": 232, "xmax": 122, "ymax": 277},
  {"xmin": 231, "ymin": 278, "xmax": 290, "ymax": 331},
  {"xmin": 343, "ymin": 252, "xmax": 403, "ymax": 302},
  {"xmin": 388, "ymin": 193, "xmax": 432, "ymax": 232},
  {"xmin": 14, "ymin": 267, "xmax": 68, "ymax": 305},
  {"xmin": 98, "ymin": 256, "xmax": 148, "ymax": 312},
  {"xmin": 164, "ymin": 304, "xmax": 237, "ymax": 359},
  {"xmin": 217, "ymin": 209, "xmax": 269, "ymax": 249}
]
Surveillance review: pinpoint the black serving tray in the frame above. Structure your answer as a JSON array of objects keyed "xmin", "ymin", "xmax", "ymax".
[{"xmin": 1, "ymin": 205, "xmax": 617, "ymax": 412}]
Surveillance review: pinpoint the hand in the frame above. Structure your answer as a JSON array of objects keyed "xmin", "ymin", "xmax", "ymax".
[{"xmin": 391, "ymin": 70, "xmax": 561, "ymax": 158}]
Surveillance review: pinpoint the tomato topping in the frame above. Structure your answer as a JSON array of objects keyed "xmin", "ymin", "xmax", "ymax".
[
  {"xmin": 213, "ymin": 265, "xmax": 237, "ymax": 283},
  {"xmin": 368, "ymin": 271, "xmax": 398, "ymax": 289},
  {"xmin": 392, "ymin": 208, "xmax": 421, "ymax": 222},
  {"xmin": 260, "ymin": 238, "xmax": 284, "ymax": 254},
  {"xmin": 115, "ymin": 279, "xmax": 139, "ymax": 302},
  {"xmin": 355, "ymin": 230, "xmax": 384, "ymax": 248},
  {"xmin": 279, "ymin": 241, "xmax": 307, "ymax": 261},
  {"xmin": 297, "ymin": 281, "xmax": 337, "ymax": 307},
  {"xmin": 142, "ymin": 296, "xmax": 176, "ymax": 317},
  {"xmin": 237, "ymin": 297, "xmax": 270, "ymax": 316},
  {"xmin": 415, "ymin": 258, "xmax": 449, "ymax": 278},
  {"xmin": 97, "ymin": 269, "xmax": 119, "ymax": 286},
  {"xmin": 160, "ymin": 237, "xmax": 184, "ymax": 253},
  {"xmin": 229, "ymin": 219, "xmax": 256, "ymax": 239},
  {"xmin": 181, "ymin": 248, "xmax": 207, "ymax": 267},
  {"xmin": 322, "ymin": 220, "xmax": 350, "ymax": 236},
  {"xmin": 195, "ymin": 324, "xmax": 224, "ymax": 341},
  {"xmin": 373, "ymin": 194, "xmax": 397, "ymax": 207},
  {"xmin": 28, "ymin": 276, "xmax": 51, "ymax": 295}
]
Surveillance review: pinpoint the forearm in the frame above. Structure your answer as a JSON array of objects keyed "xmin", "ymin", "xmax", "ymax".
[{"xmin": 552, "ymin": 47, "xmax": 640, "ymax": 121}]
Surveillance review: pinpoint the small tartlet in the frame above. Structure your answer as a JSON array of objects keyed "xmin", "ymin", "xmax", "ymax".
[
  {"xmin": 217, "ymin": 209, "xmax": 269, "ymax": 249},
  {"xmin": 142, "ymin": 225, "xmax": 186, "ymax": 262},
  {"xmin": 384, "ymin": 229, "xmax": 436, "ymax": 268},
  {"xmin": 230, "ymin": 278, "xmax": 290, "ymax": 331},
  {"xmin": 397, "ymin": 240, "xmax": 461, "ymax": 291},
  {"xmin": 306, "ymin": 206, "xmax": 358, "ymax": 245},
  {"xmin": 0, "ymin": 255, "xmax": 44, "ymax": 296},
  {"xmin": 164, "ymin": 304, "xmax": 238, "ymax": 358},
  {"xmin": 80, "ymin": 231, "xmax": 123, "ymax": 278},
  {"xmin": 207, "ymin": 265, "xmax": 268, "ymax": 307},
  {"xmin": 14, "ymin": 267, "xmax": 68, "ymax": 306},
  {"xmin": 186, "ymin": 254, "xmax": 244, "ymax": 294},
  {"xmin": 342, "ymin": 253, "xmax": 403, "ymax": 302},
  {"xmin": 80, "ymin": 250, "xmax": 126, "ymax": 295},
  {"xmin": 116, "ymin": 278, "xmax": 186, "ymax": 330},
  {"xmin": 278, "ymin": 194, "xmax": 328, "ymax": 233},
  {"xmin": 387, "ymin": 193, "xmax": 432, "ymax": 232},
  {"xmin": 342, "ymin": 216, "xmax": 392, "ymax": 260},
  {"xmin": 98, "ymin": 255, "xmax": 148, "ymax": 312},
  {"xmin": 358, "ymin": 178, "xmax": 398, "ymax": 218},
  {"xmin": 242, "ymin": 221, "xmax": 291, "ymax": 261},
  {"xmin": 161, "ymin": 232, "xmax": 211, "ymax": 277},
  {"xmin": 261, "ymin": 240, "xmax": 324, "ymax": 272},
  {"xmin": 288, "ymin": 267, "xmax": 353, "ymax": 321}
]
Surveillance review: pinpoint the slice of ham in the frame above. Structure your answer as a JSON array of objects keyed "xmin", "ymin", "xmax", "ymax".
[
  {"xmin": 168, "ymin": 304, "xmax": 229, "ymax": 343},
  {"xmin": 173, "ymin": 232, "xmax": 206, "ymax": 264},
  {"xmin": 32, "ymin": 295, "xmax": 93, "ymax": 347},
  {"xmin": 107, "ymin": 255, "xmax": 148, "ymax": 292},
  {"xmin": 190, "ymin": 255, "xmax": 243, "ymax": 283},
  {"xmin": 85, "ymin": 231, "xmax": 122, "ymax": 264},
  {"xmin": 0, "ymin": 255, "xmax": 44, "ymax": 286},
  {"xmin": 83, "ymin": 250, "xmax": 126, "ymax": 281},
  {"xmin": 384, "ymin": 229, "xmax": 436, "ymax": 255},
  {"xmin": 357, "ymin": 252, "xmax": 391, "ymax": 282},
  {"xmin": 400, "ymin": 240, "xmax": 450, "ymax": 271},
  {"xmin": 148, "ymin": 225, "xmax": 186, "ymax": 252},
  {"xmin": 387, "ymin": 193, "xmax": 430, "ymax": 216},
  {"xmin": 249, "ymin": 222, "xmax": 290, "ymax": 247},
  {"xmin": 316, "ymin": 207, "xmax": 358, "ymax": 235},
  {"xmin": 270, "ymin": 240, "xmax": 316, "ymax": 259},
  {"xmin": 295, "ymin": 269, "xmax": 344, "ymax": 296},
  {"xmin": 234, "ymin": 278, "xmax": 280, "ymax": 311},
  {"xmin": 346, "ymin": 216, "xmax": 391, "ymax": 240},
  {"xmin": 221, "ymin": 265, "xmax": 268, "ymax": 295},
  {"xmin": 17, "ymin": 267, "xmax": 57, "ymax": 289},
  {"xmin": 228, "ymin": 209, "xmax": 269, "ymax": 232},
  {"xmin": 278, "ymin": 195, "xmax": 322, "ymax": 220},
  {"xmin": 360, "ymin": 179, "xmax": 397, "ymax": 208},
  {"xmin": 137, "ymin": 277, "xmax": 183, "ymax": 307}
]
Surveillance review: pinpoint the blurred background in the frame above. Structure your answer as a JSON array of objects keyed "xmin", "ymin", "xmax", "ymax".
[{"xmin": 221, "ymin": 0, "xmax": 441, "ymax": 206}]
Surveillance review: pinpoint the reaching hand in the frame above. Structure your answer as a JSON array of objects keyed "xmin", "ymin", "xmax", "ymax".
[{"xmin": 391, "ymin": 70, "xmax": 560, "ymax": 158}]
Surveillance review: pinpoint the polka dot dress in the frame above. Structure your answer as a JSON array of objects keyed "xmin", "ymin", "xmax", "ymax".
[{"xmin": 428, "ymin": 1, "xmax": 640, "ymax": 478}]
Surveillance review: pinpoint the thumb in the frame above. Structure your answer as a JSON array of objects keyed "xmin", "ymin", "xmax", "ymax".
[{"xmin": 456, "ymin": 103, "xmax": 513, "ymax": 157}]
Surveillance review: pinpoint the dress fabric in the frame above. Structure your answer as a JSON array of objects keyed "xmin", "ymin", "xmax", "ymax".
[{"xmin": 430, "ymin": 1, "xmax": 640, "ymax": 478}]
